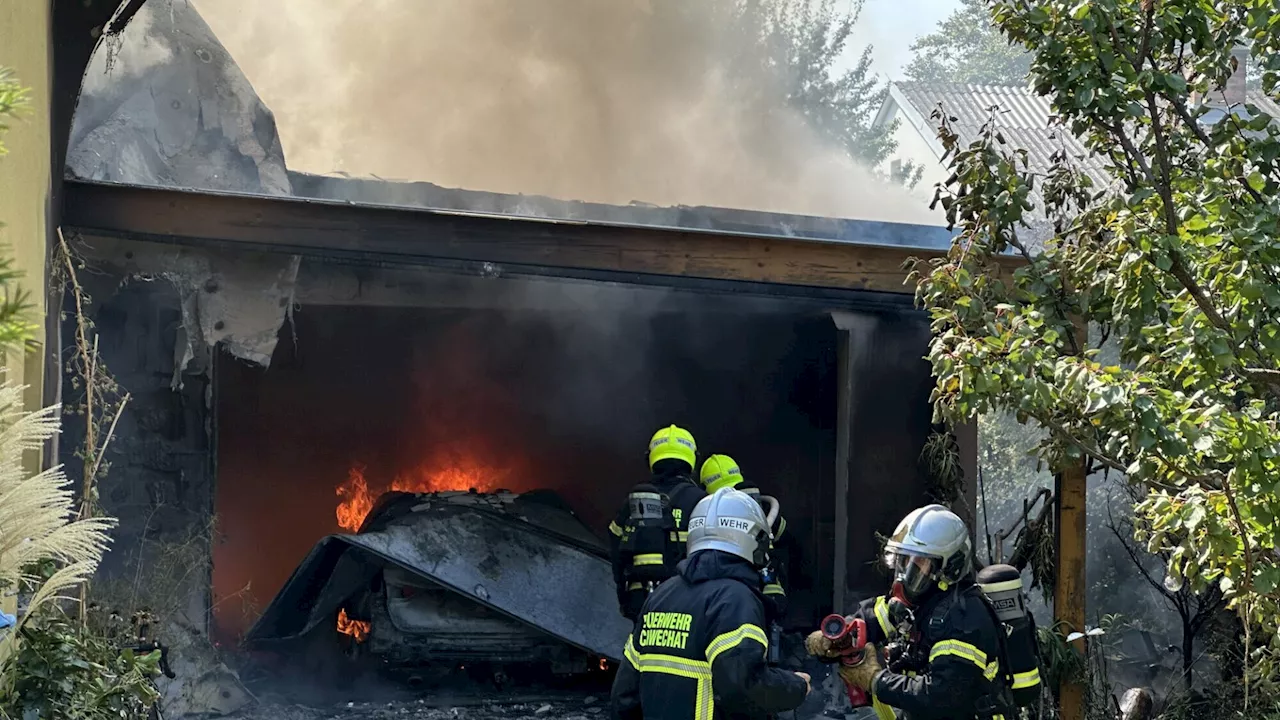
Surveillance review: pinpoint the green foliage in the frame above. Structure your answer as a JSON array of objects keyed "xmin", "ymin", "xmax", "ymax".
[
  {"xmin": 1037, "ymin": 622, "xmax": 1085, "ymax": 691},
  {"xmin": 921, "ymin": 428, "xmax": 965, "ymax": 503},
  {"xmin": 0, "ymin": 68, "xmax": 35, "ymax": 351},
  {"xmin": 0, "ymin": 252, "xmax": 37, "ymax": 351},
  {"xmin": 0, "ymin": 67, "xmax": 30, "ymax": 158},
  {"xmin": 732, "ymin": 0, "xmax": 901, "ymax": 167},
  {"xmin": 904, "ymin": 0, "xmax": 1033, "ymax": 86},
  {"xmin": 0, "ymin": 607, "xmax": 160, "ymax": 719},
  {"xmin": 906, "ymin": 0, "xmax": 1280, "ymax": 699}
]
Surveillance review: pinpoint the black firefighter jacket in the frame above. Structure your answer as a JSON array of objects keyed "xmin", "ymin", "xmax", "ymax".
[
  {"xmin": 608, "ymin": 473, "xmax": 707, "ymax": 591},
  {"xmin": 610, "ymin": 550, "xmax": 808, "ymax": 720},
  {"xmin": 854, "ymin": 579, "xmax": 1005, "ymax": 720}
]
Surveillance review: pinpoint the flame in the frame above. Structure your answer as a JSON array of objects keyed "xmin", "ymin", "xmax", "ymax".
[
  {"xmin": 336, "ymin": 608, "xmax": 370, "ymax": 642},
  {"xmin": 336, "ymin": 467, "xmax": 375, "ymax": 532},
  {"xmin": 335, "ymin": 456, "xmax": 511, "ymax": 532}
]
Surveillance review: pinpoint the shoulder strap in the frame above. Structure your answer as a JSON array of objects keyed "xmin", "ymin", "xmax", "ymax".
[{"xmin": 972, "ymin": 588, "xmax": 1017, "ymax": 687}]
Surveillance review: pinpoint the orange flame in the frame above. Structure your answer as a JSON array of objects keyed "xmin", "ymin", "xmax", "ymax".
[
  {"xmin": 335, "ymin": 456, "xmax": 512, "ymax": 532},
  {"xmin": 336, "ymin": 608, "xmax": 370, "ymax": 642},
  {"xmin": 336, "ymin": 467, "xmax": 375, "ymax": 532}
]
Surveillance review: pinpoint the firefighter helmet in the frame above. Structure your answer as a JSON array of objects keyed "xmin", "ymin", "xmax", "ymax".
[
  {"xmin": 687, "ymin": 488, "xmax": 771, "ymax": 567},
  {"xmin": 648, "ymin": 425, "xmax": 697, "ymax": 470},
  {"xmin": 882, "ymin": 504, "xmax": 972, "ymax": 603},
  {"xmin": 699, "ymin": 454, "xmax": 742, "ymax": 492}
]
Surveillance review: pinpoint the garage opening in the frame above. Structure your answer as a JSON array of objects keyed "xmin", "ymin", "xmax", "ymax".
[
  {"xmin": 64, "ymin": 220, "xmax": 943, "ymax": 711},
  {"xmin": 204, "ymin": 261, "xmax": 838, "ymax": 687}
]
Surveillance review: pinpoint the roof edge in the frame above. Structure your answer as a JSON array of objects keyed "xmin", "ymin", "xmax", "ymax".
[{"xmin": 886, "ymin": 83, "xmax": 947, "ymax": 161}]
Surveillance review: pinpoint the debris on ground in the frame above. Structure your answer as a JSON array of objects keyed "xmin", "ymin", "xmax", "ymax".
[{"xmin": 223, "ymin": 699, "xmax": 609, "ymax": 720}]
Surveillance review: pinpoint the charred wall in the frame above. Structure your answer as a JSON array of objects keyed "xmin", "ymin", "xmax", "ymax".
[
  {"xmin": 841, "ymin": 314, "xmax": 938, "ymax": 599},
  {"xmin": 57, "ymin": 274, "xmax": 216, "ymax": 627}
]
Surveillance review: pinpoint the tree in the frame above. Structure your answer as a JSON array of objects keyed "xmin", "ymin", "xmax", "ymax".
[
  {"xmin": 903, "ymin": 0, "xmax": 1033, "ymax": 86},
  {"xmin": 1105, "ymin": 487, "xmax": 1227, "ymax": 697},
  {"xmin": 906, "ymin": 0, "xmax": 1280, "ymax": 705},
  {"xmin": 735, "ymin": 0, "xmax": 903, "ymax": 169}
]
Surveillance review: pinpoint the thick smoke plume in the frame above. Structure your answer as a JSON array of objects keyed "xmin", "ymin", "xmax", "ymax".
[{"xmin": 193, "ymin": 0, "xmax": 938, "ymax": 224}]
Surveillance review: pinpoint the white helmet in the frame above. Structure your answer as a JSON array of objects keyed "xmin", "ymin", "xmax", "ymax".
[
  {"xmin": 883, "ymin": 504, "xmax": 972, "ymax": 602},
  {"xmin": 687, "ymin": 488, "xmax": 772, "ymax": 567}
]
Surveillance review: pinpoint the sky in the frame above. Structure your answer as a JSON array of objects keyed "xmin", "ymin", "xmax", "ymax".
[{"xmin": 842, "ymin": 0, "xmax": 963, "ymax": 79}]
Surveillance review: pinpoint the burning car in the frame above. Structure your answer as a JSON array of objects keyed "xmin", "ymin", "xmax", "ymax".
[{"xmin": 243, "ymin": 489, "xmax": 632, "ymax": 680}]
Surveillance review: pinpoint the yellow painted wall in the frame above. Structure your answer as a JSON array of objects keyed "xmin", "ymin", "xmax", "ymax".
[
  {"xmin": 0, "ymin": 0, "xmax": 50, "ymax": 623},
  {"xmin": 0, "ymin": 0, "xmax": 51, "ymax": 419}
]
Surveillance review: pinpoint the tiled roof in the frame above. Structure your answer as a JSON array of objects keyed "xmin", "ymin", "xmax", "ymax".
[
  {"xmin": 890, "ymin": 82, "xmax": 1109, "ymax": 206},
  {"xmin": 887, "ymin": 81, "xmax": 1280, "ymax": 228}
]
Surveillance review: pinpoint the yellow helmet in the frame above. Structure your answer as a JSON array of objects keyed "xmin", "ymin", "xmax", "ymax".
[
  {"xmin": 648, "ymin": 425, "xmax": 697, "ymax": 470},
  {"xmin": 700, "ymin": 454, "xmax": 743, "ymax": 493}
]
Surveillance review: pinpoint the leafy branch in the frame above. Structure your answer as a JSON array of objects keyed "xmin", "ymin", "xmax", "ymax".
[
  {"xmin": 911, "ymin": 0, "xmax": 1280, "ymax": 698},
  {"xmin": 54, "ymin": 230, "xmax": 131, "ymax": 618}
]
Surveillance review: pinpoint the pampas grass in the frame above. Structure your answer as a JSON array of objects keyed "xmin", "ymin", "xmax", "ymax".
[{"xmin": 0, "ymin": 382, "xmax": 115, "ymax": 661}]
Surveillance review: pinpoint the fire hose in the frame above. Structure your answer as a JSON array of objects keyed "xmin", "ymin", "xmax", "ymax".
[{"xmin": 819, "ymin": 614, "xmax": 896, "ymax": 720}]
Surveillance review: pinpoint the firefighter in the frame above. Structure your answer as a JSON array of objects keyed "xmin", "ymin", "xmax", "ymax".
[
  {"xmin": 699, "ymin": 455, "xmax": 792, "ymax": 620},
  {"xmin": 608, "ymin": 425, "xmax": 708, "ymax": 622},
  {"xmin": 805, "ymin": 504, "xmax": 1014, "ymax": 720},
  {"xmin": 610, "ymin": 488, "xmax": 811, "ymax": 720}
]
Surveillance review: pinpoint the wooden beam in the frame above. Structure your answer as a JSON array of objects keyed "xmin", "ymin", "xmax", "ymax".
[{"xmin": 62, "ymin": 180, "xmax": 963, "ymax": 295}]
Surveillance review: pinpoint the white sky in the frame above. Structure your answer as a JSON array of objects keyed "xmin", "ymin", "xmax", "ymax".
[{"xmin": 841, "ymin": 0, "xmax": 963, "ymax": 79}]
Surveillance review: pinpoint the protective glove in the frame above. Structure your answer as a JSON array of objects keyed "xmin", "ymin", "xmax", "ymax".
[
  {"xmin": 837, "ymin": 643, "xmax": 885, "ymax": 692},
  {"xmin": 805, "ymin": 631, "xmax": 840, "ymax": 661}
]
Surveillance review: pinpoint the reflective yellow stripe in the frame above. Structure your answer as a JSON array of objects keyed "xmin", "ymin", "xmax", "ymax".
[
  {"xmin": 775, "ymin": 516, "xmax": 786, "ymax": 540},
  {"xmin": 1012, "ymin": 668, "xmax": 1041, "ymax": 689},
  {"xmin": 706, "ymin": 623, "xmax": 769, "ymax": 664},
  {"xmin": 870, "ymin": 692, "xmax": 896, "ymax": 720},
  {"xmin": 629, "ymin": 646, "xmax": 713, "ymax": 720},
  {"xmin": 984, "ymin": 660, "xmax": 999, "ymax": 681},
  {"xmin": 633, "ymin": 553, "xmax": 664, "ymax": 566},
  {"xmin": 763, "ymin": 583, "xmax": 785, "ymax": 596},
  {"xmin": 609, "ymin": 521, "xmax": 624, "ymax": 537},
  {"xmin": 929, "ymin": 639, "xmax": 988, "ymax": 671},
  {"xmin": 677, "ymin": 531, "xmax": 688, "ymax": 542},
  {"xmin": 626, "ymin": 582, "xmax": 643, "ymax": 591},
  {"xmin": 873, "ymin": 596, "xmax": 893, "ymax": 637},
  {"xmin": 624, "ymin": 636, "xmax": 640, "ymax": 668}
]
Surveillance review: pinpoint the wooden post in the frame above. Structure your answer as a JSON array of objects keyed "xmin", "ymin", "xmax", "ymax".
[
  {"xmin": 832, "ymin": 321, "xmax": 854, "ymax": 613},
  {"xmin": 1055, "ymin": 319, "xmax": 1089, "ymax": 720},
  {"xmin": 1055, "ymin": 464, "xmax": 1088, "ymax": 719}
]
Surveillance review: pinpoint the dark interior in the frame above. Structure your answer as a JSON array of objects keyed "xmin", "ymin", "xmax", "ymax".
[{"xmin": 211, "ymin": 286, "xmax": 841, "ymax": 642}]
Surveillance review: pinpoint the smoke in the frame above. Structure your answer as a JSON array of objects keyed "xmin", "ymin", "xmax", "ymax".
[{"xmin": 192, "ymin": 0, "xmax": 938, "ymax": 224}]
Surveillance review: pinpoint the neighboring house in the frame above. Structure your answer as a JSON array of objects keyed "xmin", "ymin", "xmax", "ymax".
[{"xmin": 873, "ymin": 78, "xmax": 1280, "ymax": 221}]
